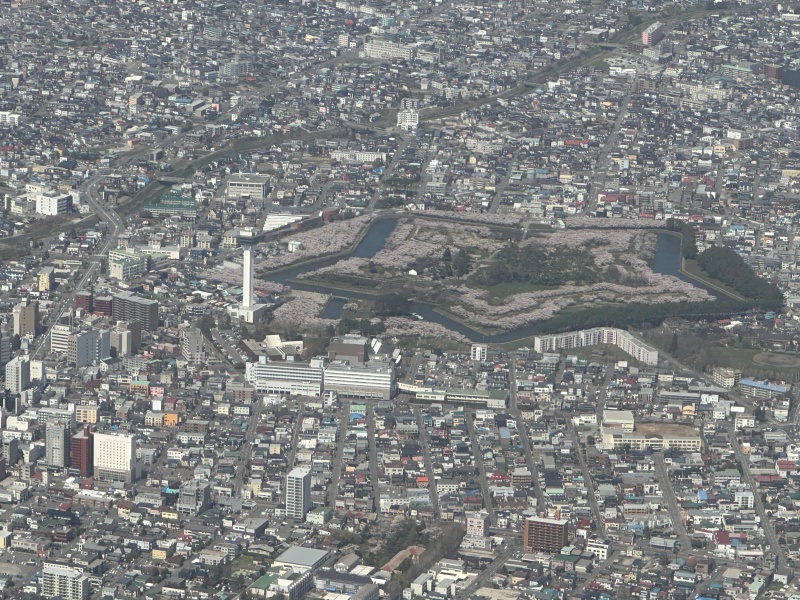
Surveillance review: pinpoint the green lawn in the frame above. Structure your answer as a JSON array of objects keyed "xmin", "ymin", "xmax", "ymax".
[
  {"xmin": 231, "ymin": 554, "xmax": 255, "ymax": 571},
  {"xmin": 707, "ymin": 347, "xmax": 800, "ymax": 379},
  {"xmin": 479, "ymin": 281, "xmax": 556, "ymax": 300}
]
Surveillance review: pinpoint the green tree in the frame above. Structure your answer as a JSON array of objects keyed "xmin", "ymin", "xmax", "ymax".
[{"xmin": 452, "ymin": 248, "xmax": 471, "ymax": 277}]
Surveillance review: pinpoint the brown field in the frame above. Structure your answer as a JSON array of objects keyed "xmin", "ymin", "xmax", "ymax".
[{"xmin": 752, "ymin": 352, "xmax": 800, "ymax": 368}]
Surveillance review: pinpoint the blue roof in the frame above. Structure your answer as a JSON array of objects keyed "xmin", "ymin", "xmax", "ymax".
[
  {"xmin": 697, "ymin": 489, "xmax": 708, "ymax": 501},
  {"xmin": 740, "ymin": 379, "xmax": 789, "ymax": 393}
]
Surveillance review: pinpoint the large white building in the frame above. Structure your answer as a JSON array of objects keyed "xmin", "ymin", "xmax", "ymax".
[
  {"xmin": 324, "ymin": 360, "xmax": 396, "ymax": 399},
  {"xmin": 94, "ymin": 432, "xmax": 138, "ymax": 483},
  {"xmin": 42, "ymin": 566, "xmax": 89, "ymax": 600},
  {"xmin": 246, "ymin": 357, "xmax": 325, "ymax": 396},
  {"xmin": 286, "ymin": 467, "xmax": 311, "ymax": 521},
  {"xmin": 227, "ymin": 173, "xmax": 270, "ymax": 200},
  {"xmin": 69, "ymin": 328, "xmax": 110, "ymax": 367},
  {"xmin": 32, "ymin": 190, "xmax": 72, "ymax": 216},
  {"xmin": 533, "ymin": 328, "xmax": 658, "ymax": 365},
  {"xmin": 364, "ymin": 37, "xmax": 414, "ymax": 61},
  {"xmin": 5, "ymin": 355, "xmax": 30, "ymax": 394}
]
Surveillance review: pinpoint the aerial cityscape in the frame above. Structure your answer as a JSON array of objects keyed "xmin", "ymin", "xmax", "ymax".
[{"xmin": 1, "ymin": 0, "xmax": 800, "ymax": 598}]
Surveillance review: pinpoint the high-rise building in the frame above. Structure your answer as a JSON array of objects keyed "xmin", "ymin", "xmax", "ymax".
[
  {"xmin": 180, "ymin": 326, "xmax": 206, "ymax": 363},
  {"xmin": 2, "ymin": 437, "xmax": 19, "ymax": 466},
  {"xmin": 642, "ymin": 22, "xmax": 664, "ymax": 46},
  {"xmin": 93, "ymin": 432, "xmax": 138, "ymax": 483},
  {"xmin": 110, "ymin": 321, "xmax": 141, "ymax": 357},
  {"xmin": 523, "ymin": 517, "xmax": 569, "ymax": 553},
  {"xmin": 286, "ymin": 467, "xmax": 311, "ymax": 521},
  {"xmin": 0, "ymin": 323, "xmax": 11, "ymax": 368},
  {"xmin": 5, "ymin": 356, "xmax": 30, "ymax": 394},
  {"xmin": 94, "ymin": 296, "xmax": 113, "ymax": 316},
  {"xmin": 71, "ymin": 426, "xmax": 94, "ymax": 477},
  {"xmin": 470, "ymin": 343, "xmax": 488, "ymax": 362},
  {"xmin": 46, "ymin": 421, "xmax": 70, "ymax": 469},
  {"xmin": 12, "ymin": 299, "xmax": 38, "ymax": 337},
  {"xmin": 75, "ymin": 291, "xmax": 94, "ymax": 313},
  {"xmin": 68, "ymin": 328, "xmax": 110, "ymax": 367},
  {"xmin": 41, "ymin": 566, "xmax": 89, "ymax": 600},
  {"xmin": 38, "ymin": 266, "xmax": 55, "ymax": 292},
  {"xmin": 112, "ymin": 292, "xmax": 159, "ymax": 331},
  {"xmin": 51, "ymin": 322, "xmax": 75, "ymax": 355}
]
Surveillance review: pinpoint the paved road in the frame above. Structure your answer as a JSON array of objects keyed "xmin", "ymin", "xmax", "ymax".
[
  {"xmin": 507, "ymin": 353, "xmax": 546, "ymax": 512},
  {"xmin": 455, "ymin": 545, "xmax": 514, "ymax": 600},
  {"xmin": 414, "ymin": 406, "xmax": 441, "ymax": 519},
  {"xmin": 466, "ymin": 409, "xmax": 497, "ymax": 526},
  {"xmin": 566, "ymin": 419, "xmax": 607, "ymax": 537},
  {"xmin": 653, "ymin": 451, "xmax": 692, "ymax": 553},
  {"xmin": 233, "ymin": 391, "xmax": 267, "ymax": 498},
  {"xmin": 730, "ymin": 435, "xmax": 786, "ymax": 568},
  {"xmin": 328, "ymin": 400, "xmax": 351, "ymax": 508},
  {"xmin": 366, "ymin": 403, "xmax": 382, "ymax": 514}
]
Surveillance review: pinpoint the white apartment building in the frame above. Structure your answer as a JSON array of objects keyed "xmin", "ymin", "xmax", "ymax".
[
  {"xmin": 0, "ymin": 111, "xmax": 21, "ymax": 127},
  {"xmin": 5, "ymin": 355, "xmax": 30, "ymax": 394},
  {"xmin": 94, "ymin": 432, "xmax": 138, "ymax": 483},
  {"xmin": 246, "ymin": 357, "xmax": 325, "ymax": 396},
  {"xmin": 324, "ymin": 360, "xmax": 396, "ymax": 400},
  {"xmin": 397, "ymin": 109, "xmax": 419, "ymax": 131},
  {"xmin": 42, "ymin": 566, "xmax": 89, "ymax": 600},
  {"xmin": 50, "ymin": 323, "xmax": 74, "ymax": 355},
  {"xmin": 364, "ymin": 37, "xmax": 414, "ymax": 60},
  {"xmin": 470, "ymin": 343, "xmax": 488, "ymax": 362},
  {"xmin": 286, "ymin": 467, "xmax": 311, "ymax": 521},
  {"xmin": 32, "ymin": 190, "xmax": 72, "ymax": 216},
  {"xmin": 533, "ymin": 328, "xmax": 658, "ymax": 365}
]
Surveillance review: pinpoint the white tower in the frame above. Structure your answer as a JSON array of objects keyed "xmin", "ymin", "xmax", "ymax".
[
  {"xmin": 228, "ymin": 228, "xmax": 268, "ymax": 324},
  {"xmin": 242, "ymin": 242, "xmax": 255, "ymax": 308}
]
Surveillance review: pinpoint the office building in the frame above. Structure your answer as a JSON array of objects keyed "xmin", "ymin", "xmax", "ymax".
[
  {"xmin": 112, "ymin": 292, "xmax": 159, "ymax": 331},
  {"xmin": 69, "ymin": 328, "xmax": 110, "ymax": 367},
  {"xmin": 71, "ymin": 426, "xmax": 94, "ymax": 477},
  {"xmin": 94, "ymin": 432, "xmax": 138, "ymax": 483},
  {"xmin": 46, "ymin": 421, "xmax": 70, "ymax": 469},
  {"xmin": 180, "ymin": 326, "xmax": 206, "ymax": 363},
  {"xmin": 246, "ymin": 357, "xmax": 325, "ymax": 396},
  {"xmin": 41, "ymin": 565, "xmax": 89, "ymax": 600},
  {"xmin": 94, "ymin": 296, "xmax": 113, "ymax": 316},
  {"xmin": 286, "ymin": 467, "xmax": 311, "ymax": 521},
  {"xmin": 228, "ymin": 228, "xmax": 268, "ymax": 323},
  {"xmin": 642, "ymin": 22, "xmax": 664, "ymax": 46},
  {"xmin": 75, "ymin": 291, "xmax": 93, "ymax": 313},
  {"xmin": 110, "ymin": 321, "xmax": 141, "ymax": 357},
  {"xmin": 227, "ymin": 173, "xmax": 270, "ymax": 200},
  {"xmin": 523, "ymin": 517, "xmax": 569, "ymax": 553},
  {"xmin": 328, "ymin": 335, "xmax": 369, "ymax": 364},
  {"xmin": 533, "ymin": 328, "xmax": 658, "ymax": 365},
  {"xmin": 2, "ymin": 438, "xmax": 19, "ymax": 466},
  {"xmin": 51, "ymin": 323, "xmax": 74, "ymax": 355},
  {"xmin": 12, "ymin": 299, "xmax": 38, "ymax": 337},
  {"xmin": 176, "ymin": 479, "xmax": 212, "ymax": 516},
  {"xmin": 466, "ymin": 512, "xmax": 490, "ymax": 538},
  {"xmin": 324, "ymin": 360, "xmax": 396, "ymax": 400},
  {"xmin": 5, "ymin": 356, "xmax": 30, "ymax": 394},
  {"xmin": 0, "ymin": 324, "xmax": 11, "ymax": 369}
]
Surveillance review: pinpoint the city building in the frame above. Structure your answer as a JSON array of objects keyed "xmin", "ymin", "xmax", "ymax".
[
  {"xmin": 74, "ymin": 291, "xmax": 93, "ymax": 313},
  {"xmin": 45, "ymin": 421, "xmax": 70, "ymax": 469},
  {"xmin": 180, "ymin": 326, "xmax": 206, "ymax": 363},
  {"xmin": 601, "ymin": 422, "xmax": 702, "ymax": 451},
  {"xmin": 227, "ymin": 173, "xmax": 270, "ymax": 200},
  {"xmin": 38, "ymin": 266, "xmax": 55, "ymax": 292},
  {"xmin": 470, "ymin": 343, "xmax": 488, "ymax": 362},
  {"xmin": 32, "ymin": 190, "xmax": 72, "ymax": 216},
  {"xmin": 523, "ymin": 516, "xmax": 569, "ymax": 553},
  {"xmin": 642, "ymin": 22, "xmax": 664, "ymax": 46},
  {"xmin": 397, "ymin": 109, "xmax": 419, "ymax": 131},
  {"xmin": 324, "ymin": 360, "xmax": 396, "ymax": 400},
  {"xmin": 41, "ymin": 566, "xmax": 89, "ymax": 600},
  {"xmin": 13, "ymin": 299, "xmax": 38, "ymax": 337},
  {"xmin": 533, "ymin": 328, "xmax": 658, "ymax": 365},
  {"xmin": 50, "ymin": 322, "xmax": 74, "ymax": 355},
  {"xmin": 5, "ymin": 356, "xmax": 30, "ymax": 394},
  {"xmin": 70, "ymin": 426, "xmax": 94, "ymax": 477},
  {"xmin": 364, "ymin": 36, "xmax": 414, "ymax": 61},
  {"xmin": 93, "ymin": 432, "xmax": 138, "ymax": 483},
  {"xmin": 739, "ymin": 378, "xmax": 790, "ymax": 399},
  {"xmin": 713, "ymin": 367, "xmax": 742, "ymax": 389},
  {"xmin": 286, "ymin": 467, "xmax": 311, "ymax": 521},
  {"xmin": 112, "ymin": 292, "xmax": 159, "ymax": 331},
  {"xmin": 176, "ymin": 479, "xmax": 212, "ymax": 516},
  {"xmin": 68, "ymin": 328, "xmax": 111, "ymax": 367},
  {"xmin": 246, "ymin": 357, "xmax": 325, "ymax": 396}
]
